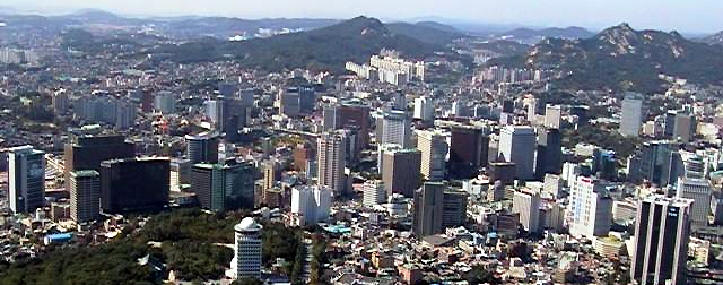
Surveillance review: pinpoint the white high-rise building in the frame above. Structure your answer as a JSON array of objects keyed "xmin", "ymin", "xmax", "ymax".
[
  {"xmin": 417, "ymin": 129, "xmax": 448, "ymax": 181},
  {"xmin": 8, "ymin": 146, "xmax": 45, "ymax": 214},
  {"xmin": 154, "ymin": 91, "xmax": 176, "ymax": 114},
  {"xmin": 413, "ymin": 96, "xmax": 435, "ymax": 122},
  {"xmin": 317, "ymin": 132, "xmax": 347, "ymax": 195},
  {"xmin": 69, "ymin": 170, "xmax": 100, "ymax": 223},
  {"xmin": 380, "ymin": 110, "xmax": 412, "ymax": 147},
  {"xmin": 569, "ymin": 177, "xmax": 612, "ymax": 239},
  {"xmin": 290, "ymin": 185, "xmax": 332, "ymax": 226},
  {"xmin": 231, "ymin": 217, "xmax": 262, "ymax": 279},
  {"xmin": 512, "ymin": 188, "xmax": 541, "ymax": 233},
  {"xmin": 498, "ymin": 126, "xmax": 536, "ymax": 180},
  {"xmin": 620, "ymin": 93, "xmax": 643, "ymax": 137},
  {"xmin": 677, "ymin": 177, "xmax": 712, "ymax": 225},
  {"xmin": 363, "ymin": 180, "xmax": 386, "ymax": 207},
  {"xmin": 544, "ymin": 104, "xmax": 561, "ymax": 129}
]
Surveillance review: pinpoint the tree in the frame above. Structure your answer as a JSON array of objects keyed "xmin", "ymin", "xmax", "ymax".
[
  {"xmin": 234, "ymin": 277, "xmax": 263, "ymax": 285},
  {"xmin": 465, "ymin": 266, "xmax": 500, "ymax": 285}
]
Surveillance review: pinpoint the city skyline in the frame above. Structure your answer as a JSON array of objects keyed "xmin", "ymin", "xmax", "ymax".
[{"xmin": 2, "ymin": 0, "xmax": 723, "ymax": 34}]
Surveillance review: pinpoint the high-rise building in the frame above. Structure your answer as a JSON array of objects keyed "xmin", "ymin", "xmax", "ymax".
[
  {"xmin": 417, "ymin": 129, "xmax": 448, "ymax": 181},
  {"xmin": 449, "ymin": 126, "xmax": 488, "ymax": 179},
  {"xmin": 64, "ymin": 135, "xmax": 135, "ymax": 177},
  {"xmin": 52, "ymin": 89, "xmax": 70, "ymax": 115},
  {"xmin": 232, "ymin": 217, "xmax": 263, "ymax": 279},
  {"xmin": 488, "ymin": 162, "xmax": 516, "ymax": 186},
  {"xmin": 413, "ymin": 182, "xmax": 444, "ymax": 236},
  {"xmin": 69, "ymin": 170, "xmax": 100, "ymax": 223},
  {"xmin": 535, "ymin": 128, "xmax": 562, "ymax": 178},
  {"xmin": 672, "ymin": 112, "xmax": 696, "ymax": 142},
  {"xmin": 191, "ymin": 162, "xmax": 257, "ymax": 211},
  {"xmin": 317, "ymin": 132, "xmax": 347, "ymax": 195},
  {"xmin": 100, "ymin": 157, "xmax": 170, "ymax": 214},
  {"xmin": 290, "ymin": 185, "xmax": 332, "ymax": 226},
  {"xmin": 8, "ymin": 146, "xmax": 45, "ymax": 214},
  {"xmin": 569, "ymin": 177, "xmax": 612, "ymax": 239},
  {"xmin": 261, "ymin": 159, "xmax": 278, "ymax": 192},
  {"xmin": 544, "ymin": 104, "xmax": 561, "ymax": 129},
  {"xmin": 323, "ymin": 102, "xmax": 370, "ymax": 149},
  {"xmin": 677, "ymin": 178, "xmax": 712, "ymax": 225},
  {"xmin": 498, "ymin": 126, "xmax": 536, "ymax": 180},
  {"xmin": 513, "ymin": 189, "xmax": 541, "ymax": 234},
  {"xmin": 382, "ymin": 147, "xmax": 421, "ymax": 198},
  {"xmin": 413, "ymin": 96, "xmax": 435, "ymax": 122},
  {"xmin": 442, "ymin": 190, "xmax": 468, "ymax": 228},
  {"xmin": 185, "ymin": 134, "xmax": 219, "ymax": 164},
  {"xmin": 620, "ymin": 93, "xmax": 643, "ymax": 137},
  {"xmin": 638, "ymin": 140, "xmax": 678, "ymax": 187},
  {"xmin": 363, "ymin": 180, "xmax": 386, "ymax": 207},
  {"xmin": 207, "ymin": 97, "xmax": 245, "ymax": 139},
  {"xmin": 170, "ymin": 158, "xmax": 191, "ymax": 192},
  {"xmin": 631, "ymin": 195, "xmax": 693, "ymax": 285},
  {"xmin": 154, "ymin": 91, "xmax": 176, "ymax": 114},
  {"xmin": 379, "ymin": 110, "xmax": 412, "ymax": 148}
]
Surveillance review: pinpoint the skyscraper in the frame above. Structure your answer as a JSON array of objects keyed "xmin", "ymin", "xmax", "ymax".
[
  {"xmin": 620, "ymin": 93, "xmax": 643, "ymax": 137},
  {"xmin": 317, "ymin": 132, "xmax": 347, "ymax": 195},
  {"xmin": 417, "ymin": 129, "xmax": 448, "ymax": 181},
  {"xmin": 69, "ymin": 170, "xmax": 100, "ymax": 223},
  {"xmin": 323, "ymin": 102, "xmax": 370, "ymax": 149},
  {"xmin": 8, "ymin": 146, "xmax": 45, "ymax": 214},
  {"xmin": 154, "ymin": 91, "xmax": 176, "ymax": 114},
  {"xmin": 544, "ymin": 104, "xmax": 561, "ymax": 129},
  {"xmin": 449, "ymin": 126, "xmax": 488, "ymax": 179},
  {"xmin": 498, "ymin": 126, "xmax": 536, "ymax": 180},
  {"xmin": 413, "ymin": 96, "xmax": 435, "ymax": 122},
  {"xmin": 638, "ymin": 140, "xmax": 678, "ymax": 187},
  {"xmin": 413, "ymin": 182, "xmax": 444, "ymax": 236},
  {"xmin": 569, "ymin": 177, "xmax": 612, "ymax": 239},
  {"xmin": 382, "ymin": 147, "xmax": 421, "ymax": 198},
  {"xmin": 100, "ymin": 157, "xmax": 170, "ymax": 214},
  {"xmin": 191, "ymin": 162, "xmax": 257, "ymax": 211},
  {"xmin": 631, "ymin": 195, "xmax": 693, "ymax": 285},
  {"xmin": 677, "ymin": 177, "xmax": 712, "ymax": 225},
  {"xmin": 380, "ymin": 110, "xmax": 412, "ymax": 148},
  {"xmin": 64, "ymin": 135, "xmax": 135, "ymax": 177},
  {"xmin": 185, "ymin": 133, "xmax": 220, "ymax": 164},
  {"xmin": 442, "ymin": 190, "xmax": 469, "ymax": 228},
  {"xmin": 290, "ymin": 185, "xmax": 332, "ymax": 226},
  {"xmin": 535, "ymin": 128, "xmax": 562, "ymax": 179},
  {"xmin": 363, "ymin": 180, "xmax": 386, "ymax": 207},
  {"xmin": 232, "ymin": 217, "xmax": 263, "ymax": 279},
  {"xmin": 513, "ymin": 189, "xmax": 541, "ymax": 234},
  {"xmin": 672, "ymin": 112, "xmax": 696, "ymax": 142}
]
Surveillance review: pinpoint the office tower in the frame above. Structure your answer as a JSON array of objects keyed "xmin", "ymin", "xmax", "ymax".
[
  {"xmin": 191, "ymin": 162, "xmax": 256, "ymax": 211},
  {"xmin": 442, "ymin": 190, "xmax": 468, "ymax": 228},
  {"xmin": 512, "ymin": 189, "xmax": 541, "ymax": 234},
  {"xmin": 592, "ymin": 148, "xmax": 618, "ymax": 181},
  {"xmin": 100, "ymin": 157, "xmax": 169, "ymax": 214},
  {"xmin": 363, "ymin": 180, "xmax": 386, "ymax": 207},
  {"xmin": 170, "ymin": 158, "xmax": 191, "ymax": 192},
  {"xmin": 317, "ymin": 133, "xmax": 347, "ymax": 195},
  {"xmin": 672, "ymin": 112, "xmax": 696, "ymax": 142},
  {"xmin": 65, "ymin": 135, "xmax": 135, "ymax": 175},
  {"xmin": 498, "ymin": 126, "xmax": 536, "ymax": 180},
  {"xmin": 488, "ymin": 162, "xmax": 516, "ymax": 186},
  {"xmin": 279, "ymin": 85, "xmax": 315, "ymax": 117},
  {"xmin": 569, "ymin": 177, "xmax": 612, "ymax": 239},
  {"xmin": 544, "ymin": 104, "xmax": 561, "ymax": 129},
  {"xmin": 620, "ymin": 93, "xmax": 643, "ymax": 137},
  {"xmin": 382, "ymin": 148, "xmax": 421, "ymax": 198},
  {"xmin": 535, "ymin": 128, "xmax": 562, "ymax": 179},
  {"xmin": 380, "ymin": 110, "xmax": 412, "ymax": 147},
  {"xmin": 630, "ymin": 196, "xmax": 693, "ymax": 285},
  {"xmin": 677, "ymin": 178, "xmax": 712, "ymax": 225},
  {"xmin": 324, "ymin": 102, "xmax": 371, "ymax": 148},
  {"xmin": 140, "ymin": 90, "xmax": 154, "ymax": 112},
  {"xmin": 114, "ymin": 101, "xmax": 136, "ymax": 130},
  {"xmin": 207, "ymin": 99, "xmax": 225, "ymax": 129},
  {"xmin": 293, "ymin": 144, "xmax": 313, "ymax": 173},
  {"xmin": 487, "ymin": 181, "xmax": 506, "ymax": 202},
  {"xmin": 154, "ymin": 91, "xmax": 176, "ymax": 114},
  {"xmin": 413, "ymin": 182, "xmax": 445, "ymax": 236},
  {"xmin": 261, "ymin": 159, "xmax": 278, "ymax": 192},
  {"xmin": 413, "ymin": 96, "xmax": 435, "ymax": 122},
  {"xmin": 52, "ymin": 89, "xmax": 70, "ymax": 114},
  {"xmin": 69, "ymin": 170, "xmax": 100, "ymax": 223},
  {"xmin": 449, "ymin": 126, "xmax": 488, "ymax": 179},
  {"xmin": 232, "ymin": 217, "xmax": 263, "ymax": 279},
  {"xmin": 207, "ymin": 96, "xmax": 246, "ymax": 139},
  {"xmin": 8, "ymin": 146, "xmax": 45, "ymax": 214},
  {"xmin": 185, "ymin": 134, "xmax": 219, "ymax": 164},
  {"xmin": 638, "ymin": 140, "xmax": 678, "ymax": 187},
  {"xmin": 322, "ymin": 103, "xmax": 338, "ymax": 131},
  {"xmin": 417, "ymin": 129, "xmax": 448, "ymax": 181},
  {"xmin": 290, "ymin": 185, "xmax": 332, "ymax": 226}
]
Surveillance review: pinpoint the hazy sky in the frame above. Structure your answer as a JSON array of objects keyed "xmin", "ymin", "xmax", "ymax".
[{"xmin": 4, "ymin": 0, "xmax": 723, "ymax": 33}]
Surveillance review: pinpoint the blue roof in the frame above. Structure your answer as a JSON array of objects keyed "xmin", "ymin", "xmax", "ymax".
[
  {"xmin": 46, "ymin": 233, "xmax": 72, "ymax": 240},
  {"xmin": 324, "ymin": 225, "xmax": 351, "ymax": 234}
]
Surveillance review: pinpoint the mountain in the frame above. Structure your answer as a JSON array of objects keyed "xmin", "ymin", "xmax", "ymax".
[
  {"xmin": 496, "ymin": 23, "xmax": 723, "ymax": 92},
  {"xmin": 158, "ymin": 16, "xmax": 439, "ymax": 72},
  {"xmin": 497, "ymin": 26, "xmax": 594, "ymax": 44},
  {"xmin": 386, "ymin": 21, "xmax": 464, "ymax": 45},
  {"xmin": 473, "ymin": 40, "xmax": 529, "ymax": 57},
  {"xmin": 701, "ymin": 31, "xmax": 723, "ymax": 46}
]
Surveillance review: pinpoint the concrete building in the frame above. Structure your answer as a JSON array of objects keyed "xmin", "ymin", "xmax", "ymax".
[
  {"xmin": 185, "ymin": 133, "xmax": 219, "ymax": 164},
  {"xmin": 413, "ymin": 96, "xmax": 435, "ymax": 122},
  {"xmin": 317, "ymin": 132, "xmax": 347, "ymax": 196},
  {"xmin": 569, "ymin": 177, "xmax": 612, "ymax": 239},
  {"xmin": 545, "ymin": 104, "xmax": 561, "ymax": 129},
  {"xmin": 417, "ymin": 129, "xmax": 448, "ymax": 181},
  {"xmin": 363, "ymin": 180, "xmax": 386, "ymax": 207},
  {"xmin": 449, "ymin": 126, "xmax": 488, "ymax": 179},
  {"xmin": 677, "ymin": 177, "xmax": 712, "ymax": 225},
  {"xmin": 100, "ymin": 157, "xmax": 169, "ymax": 214},
  {"xmin": 290, "ymin": 185, "xmax": 332, "ymax": 226},
  {"xmin": 380, "ymin": 110, "xmax": 412, "ymax": 148},
  {"xmin": 191, "ymin": 162, "xmax": 257, "ymax": 211},
  {"xmin": 631, "ymin": 195, "xmax": 693, "ymax": 285},
  {"xmin": 413, "ymin": 182, "xmax": 445, "ymax": 236},
  {"xmin": 154, "ymin": 91, "xmax": 176, "ymax": 114},
  {"xmin": 498, "ymin": 126, "xmax": 536, "ymax": 180},
  {"xmin": 69, "ymin": 170, "xmax": 100, "ymax": 223},
  {"xmin": 513, "ymin": 189, "xmax": 541, "ymax": 234},
  {"xmin": 231, "ymin": 217, "xmax": 263, "ymax": 279},
  {"xmin": 620, "ymin": 93, "xmax": 643, "ymax": 137},
  {"xmin": 8, "ymin": 146, "xmax": 45, "ymax": 214},
  {"xmin": 382, "ymin": 147, "xmax": 421, "ymax": 198}
]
